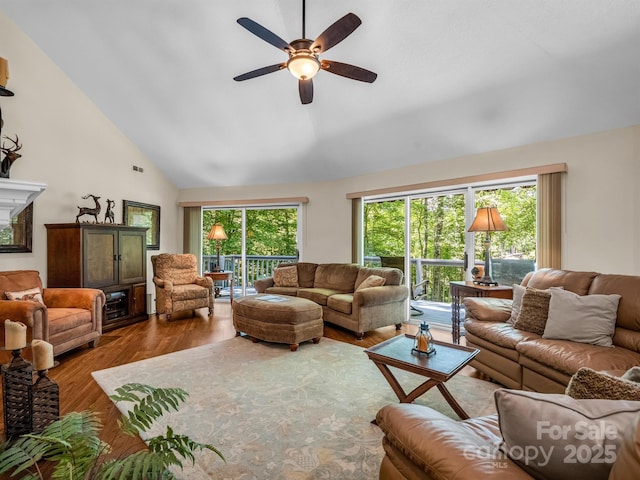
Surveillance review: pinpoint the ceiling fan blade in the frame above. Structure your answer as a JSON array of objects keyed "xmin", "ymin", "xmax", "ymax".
[
  {"xmin": 237, "ymin": 17, "xmax": 292, "ymax": 52},
  {"xmin": 299, "ymin": 79, "xmax": 313, "ymax": 104},
  {"xmin": 234, "ymin": 63, "xmax": 286, "ymax": 81},
  {"xmin": 311, "ymin": 13, "xmax": 361, "ymax": 54},
  {"xmin": 321, "ymin": 60, "xmax": 377, "ymax": 83}
]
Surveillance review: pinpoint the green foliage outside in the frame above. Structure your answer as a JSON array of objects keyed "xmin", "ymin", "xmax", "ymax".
[
  {"xmin": 0, "ymin": 383, "xmax": 223, "ymax": 480},
  {"xmin": 202, "ymin": 209, "xmax": 298, "ymax": 257},
  {"xmin": 364, "ymin": 185, "xmax": 537, "ymax": 301}
]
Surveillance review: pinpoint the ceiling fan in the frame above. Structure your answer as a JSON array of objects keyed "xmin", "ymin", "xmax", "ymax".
[{"xmin": 233, "ymin": 0, "xmax": 377, "ymax": 104}]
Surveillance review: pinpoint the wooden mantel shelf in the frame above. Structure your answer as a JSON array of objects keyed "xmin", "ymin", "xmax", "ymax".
[{"xmin": 0, "ymin": 178, "xmax": 46, "ymax": 227}]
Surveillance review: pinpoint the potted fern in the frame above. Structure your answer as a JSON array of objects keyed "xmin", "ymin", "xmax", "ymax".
[{"xmin": 0, "ymin": 383, "xmax": 224, "ymax": 479}]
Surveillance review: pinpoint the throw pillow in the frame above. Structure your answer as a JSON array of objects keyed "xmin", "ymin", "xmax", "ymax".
[
  {"xmin": 273, "ymin": 265, "xmax": 299, "ymax": 287},
  {"xmin": 5, "ymin": 287, "xmax": 44, "ymax": 304},
  {"xmin": 566, "ymin": 367, "xmax": 640, "ymax": 401},
  {"xmin": 542, "ymin": 287, "xmax": 620, "ymax": 347},
  {"xmin": 512, "ymin": 287, "xmax": 552, "ymax": 335},
  {"xmin": 507, "ymin": 283, "xmax": 526, "ymax": 325},
  {"xmin": 495, "ymin": 388, "xmax": 640, "ymax": 480},
  {"xmin": 356, "ymin": 275, "xmax": 386, "ymax": 291}
]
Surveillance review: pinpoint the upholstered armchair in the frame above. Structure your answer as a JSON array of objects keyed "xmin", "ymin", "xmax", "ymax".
[
  {"xmin": 151, "ymin": 253, "xmax": 214, "ymax": 321},
  {"xmin": 0, "ymin": 270, "xmax": 105, "ymax": 360}
]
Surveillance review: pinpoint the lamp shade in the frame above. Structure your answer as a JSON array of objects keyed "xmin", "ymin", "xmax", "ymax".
[
  {"xmin": 468, "ymin": 207, "xmax": 508, "ymax": 232},
  {"xmin": 0, "ymin": 57, "xmax": 14, "ymax": 96},
  {"xmin": 207, "ymin": 223, "xmax": 228, "ymax": 241},
  {"xmin": 287, "ymin": 53, "xmax": 320, "ymax": 80}
]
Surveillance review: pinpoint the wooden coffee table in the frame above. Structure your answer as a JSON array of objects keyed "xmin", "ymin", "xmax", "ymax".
[{"xmin": 365, "ymin": 334, "xmax": 479, "ymax": 419}]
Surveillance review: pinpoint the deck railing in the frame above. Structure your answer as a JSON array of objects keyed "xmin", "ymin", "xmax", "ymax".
[{"xmin": 204, "ymin": 254, "xmax": 532, "ymax": 302}]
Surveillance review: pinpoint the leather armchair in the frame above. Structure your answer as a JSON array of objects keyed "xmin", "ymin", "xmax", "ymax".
[
  {"xmin": 0, "ymin": 270, "xmax": 105, "ymax": 359},
  {"xmin": 151, "ymin": 253, "xmax": 214, "ymax": 321}
]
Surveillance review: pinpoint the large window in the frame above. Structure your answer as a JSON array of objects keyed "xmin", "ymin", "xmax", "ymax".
[
  {"xmin": 363, "ymin": 179, "xmax": 537, "ymax": 303},
  {"xmin": 202, "ymin": 206, "xmax": 300, "ymax": 297}
]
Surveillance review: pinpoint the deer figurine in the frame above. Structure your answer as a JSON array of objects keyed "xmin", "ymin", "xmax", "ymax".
[
  {"xmin": 0, "ymin": 135, "xmax": 21, "ymax": 178},
  {"xmin": 104, "ymin": 199, "xmax": 115, "ymax": 223},
  {"xmin": 76, "ymin": 194, "xmax": 101, "ymax": 223}
]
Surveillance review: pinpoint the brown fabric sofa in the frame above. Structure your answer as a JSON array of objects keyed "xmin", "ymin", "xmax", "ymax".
[
  {"xmin": 0, "ymin": 270, "xmax": 105, "ymax": 358},
  {"xmin": 151, "ymin": 253, "xmax": 214, "ymax": 320},
  {"xmin": 463, "ymin": 268, "xmax": 640, "ymax": 392},
  {"xmin": 254, "ymin": 262, "xmax": 409, "ymax": 339}
]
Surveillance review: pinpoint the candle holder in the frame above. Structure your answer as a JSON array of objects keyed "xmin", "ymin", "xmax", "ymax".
[
  {"xmin": 1, "ymin": 348, "xmax": 33, "ymax": 437},
  {"xmin": 30, "ymin": 369, "xmax": 60, "ymax": 433},
  {"xmin": 412, "ymin": 322, "xmax": 436, "ymax": 356}
]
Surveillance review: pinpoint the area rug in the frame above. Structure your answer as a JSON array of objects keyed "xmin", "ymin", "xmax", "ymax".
[{"xmin": 92, "ymin": 336, "xmax": 499, "ymax": 479}]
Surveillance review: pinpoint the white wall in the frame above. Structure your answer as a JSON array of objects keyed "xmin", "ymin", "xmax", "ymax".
[
  {"xmin": 180, "ymin": 126, "xmax": 640, "ymax": 275},
  {"xmin": 0, "ymin": 13, "xmax": 180, "ymax": 289}
]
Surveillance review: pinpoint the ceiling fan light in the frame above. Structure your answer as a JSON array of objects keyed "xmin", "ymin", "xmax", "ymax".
[{"xmin": 287, "ymin": 52, "xmax": 320, "ymax": 80}]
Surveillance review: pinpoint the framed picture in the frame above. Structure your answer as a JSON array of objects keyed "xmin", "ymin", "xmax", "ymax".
[
  {"xmin": 123, "ymin": 200, "xmax": 160, "ymax": 250},
  {"xmin": 0, "ymin": 203, "xmax": 33, "ymax": 253}
]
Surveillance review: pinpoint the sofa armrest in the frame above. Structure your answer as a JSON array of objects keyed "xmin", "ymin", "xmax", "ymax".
[
  {"xmin": 153, "ymin": 276, "xmax": 173, "ymax": 292},
  {"xmin": 0, "ymin": 299, "xmax": 48, "ymax": 344},
  {"xmin": 255, "ymin": 277, "xmax": 274, "ymax": 293},
  {"xmin": 463, "ymin": 297, "xmax": 512, "ymax": 322},
  {"xmin": 353, "ymin": 285, "xmax": 409, "ymax": 307},
  {"xmin": 43, "ymin": 288, "xmax": 106, "ymax": 311},
  {"xmin": 195, "ymin": 276, "xmax": 214, "ymax": 289},
  {"xmin": 376, "ymin": 404, "xmax": 531, "ymax": 479}
]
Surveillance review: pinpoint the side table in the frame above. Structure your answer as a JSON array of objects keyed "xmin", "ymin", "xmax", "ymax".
[
  {"xmin": 204, "ymin": 271, "xmax": 234, "ymax": 302},
  {"xmin": 449, "ymin": 281, "xmax": 512, "ymax": 344}
]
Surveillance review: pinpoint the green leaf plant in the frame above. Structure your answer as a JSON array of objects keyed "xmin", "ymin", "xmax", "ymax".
[{"xmin": 0, "ymin": 383, "xmax": 224, "ymax": 479}]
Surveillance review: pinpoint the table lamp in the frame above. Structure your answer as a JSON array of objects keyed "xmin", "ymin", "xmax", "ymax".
[
  {"xmin": 468, "ymin": 207, "xmax": 507, "ymax": 286},
  {"xmin": 207, "ymin": 223, "xmax": 227, "ymax": 272}
]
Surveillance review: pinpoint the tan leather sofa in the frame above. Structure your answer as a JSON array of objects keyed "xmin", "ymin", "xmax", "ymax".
[
  {"xmin": 0, "ymin": 270, "xmax": 105, "ymax": 359},
  {"xmin": 255, "ymin": 262, "xmax": 409, "ymax": 339},
  {"xmin": 376, "ymin": 374, "xmax": 640, "ymax": 480},
  {"xmin": 463, "ymin": 268, "xmax": 640, "ymax": 392}
]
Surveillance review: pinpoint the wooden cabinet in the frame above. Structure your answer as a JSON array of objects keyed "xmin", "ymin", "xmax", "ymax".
[{"xmin": 46, "ymin": 223, "xmax": 149, "ymax": 331}]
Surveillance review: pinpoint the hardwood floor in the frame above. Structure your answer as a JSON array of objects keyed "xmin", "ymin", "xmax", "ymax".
[{"xmin": 0, "ymin": 302, "xmax": 480, "ymax": 456}]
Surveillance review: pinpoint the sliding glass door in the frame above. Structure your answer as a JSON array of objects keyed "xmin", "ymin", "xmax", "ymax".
[
  {"xmin": 363, "ymin": 180, "xmax": 537, "ymax": 307},
  {"xmin": 203, "ymin": 206, "xmax": 300, "ymax": 298}
]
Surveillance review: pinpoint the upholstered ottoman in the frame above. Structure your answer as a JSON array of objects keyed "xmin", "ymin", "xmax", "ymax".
[{"xmin": 232, "ymin": 294, "xmax": 323, "ymax": 351}]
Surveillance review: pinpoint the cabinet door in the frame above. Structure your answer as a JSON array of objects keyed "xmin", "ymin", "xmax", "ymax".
[
  {"xmin": 131, "ymin": 283, "xmax": 147, "ymax": 316},
  {"xmin": 83, "ymin": 229, "xmax": 118, "ymax": 288},
  {"xmin": 119, "ymin": 229, "xmax": 146, "ymax": 285}
]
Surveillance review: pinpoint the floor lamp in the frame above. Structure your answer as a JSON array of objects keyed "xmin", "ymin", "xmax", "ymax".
[
  {"xmin": 468, "ymin": 207, "xmax": 507, "ymax": 286},
  {"xmin": 207, "ymin": 223, "xmax": 227, "ymax": 272}
]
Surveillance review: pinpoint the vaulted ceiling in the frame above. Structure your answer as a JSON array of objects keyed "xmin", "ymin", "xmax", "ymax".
[{"xmin": 1, "ymin": 0, "xmax": 639, "ymax": 188}]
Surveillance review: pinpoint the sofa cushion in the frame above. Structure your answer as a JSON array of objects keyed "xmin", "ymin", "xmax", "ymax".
[
  {"xmin": 508, "ymin": 284, "xmax": 525, "ymax": 324},
  {"xmin": 464, "ymin": 320, "xmax": 540, "ymax": 350},
  {"xmin": 273, "ymin": 265, "xmax": 299, "ymax": 287},
  {"xmin": 464, "ymin": 298, "xmax": 512, "ymax": 322},
  {"xmin": 171, "ymin": 284, "xmax": 209, "ymax": 301},
  {"xmin": 153, "ymin": 254, "xmax": 198, "ymax": 285},
  {"xmin": 543, "ymin": 287, "xmax": 620, "ymax": 347},
  {"xmin": 297, "ymin": 288, "xmax": 343, "ymax": 306},
  {"xmin": 313, "ymin": 263, "xmax": 360, "ymax": 292},
  {"xmin": 5, "ymin": 287, "xmax": 44, "ymax": 304},
  {"xmin": 589, "ymin": 274, "xmax": 640, "ymax": 352},
  {"xmin": 47, "ymin": 308, "xmax": 92, "ymax": 335},
  {"xmin": 516, "ymin": 338, "xmax": 640, "ymax": 376},
  {"xmin": 264, "ymin": 286, "xmax": 299, "ymax": 296},
  {"xmin": 355, "ymin": 274, "xmax": 386, "ymax": 291},
  {"xmin": 495, "ymin": 389, "xmax": 640, "ymax": 480},
  {"xmin": 0, "ymin": 270, "xmax": 44, "ymax": 297},
  {"xmin": 566, "ymin": 367, "xmax": 640, "ymax": 401},
  {"xmin": 327, "ymin": 294, "xmax": 353, "ymax": 314},
  {"xmin": 525, "ymin": 268, "xmax": 598, "ymax": 295},
  {"xmin": 512, "ymin": 287, "xmax": 551, "ymax": 335},
  {"xmin": 354, "ymin": 267, "xmax": 402, "ymax": 289}
]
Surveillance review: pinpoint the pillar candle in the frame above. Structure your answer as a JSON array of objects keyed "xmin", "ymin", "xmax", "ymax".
[
  {"xmin": 31, "ymin": 340, "xmax": 54, "ymax": 371},
  {"xmin": 5, "ymin": 319, "xmax": 27, "ymax": 350}
]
